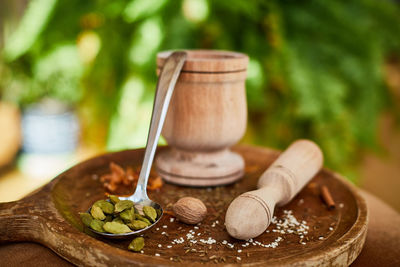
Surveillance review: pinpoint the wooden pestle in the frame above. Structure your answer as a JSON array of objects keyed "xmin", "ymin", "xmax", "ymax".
[{"xmin": 225, "ymin": 139, "xmax": 324, "ymax": 240}]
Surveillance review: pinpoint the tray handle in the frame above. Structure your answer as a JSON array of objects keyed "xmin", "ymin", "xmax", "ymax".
[{"xmin": 0, "ymin": 197, "xmax": 44, "ymax": 243}]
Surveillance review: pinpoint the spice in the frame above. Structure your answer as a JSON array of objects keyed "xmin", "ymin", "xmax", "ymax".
[
  {"xmin": 114, "ymin": 200, "xmax": 134, "ymax": 213},
  {"xmin": 93, "ymin": 200, "xmax": 115, "ymax": 214},
  {"xmin": 128, "ymin": 237, "xmax": 145, "ymax": 252},
  {"xmin": 128, "ymin": 237, "xmax": 144, "ymax": 252},
  {"xmin": 81, "ymin": 170, "xmax": 337, "ymax": 263},
  {"xmin": 120, "ymin": 208, "xmax": 135, "ymax": 222},
  {"xmin": 128, "ymin": 220, "xmax": 148, "ymax": 230},
  {"xmin": 90, "ymin": 219, "xmax": 105, "ymax": 232},
  {"xmin": 320, "ymin": 185, "xmax": 335, "ymax": 209},
  {"xmin": 80, "ymin": 195, "xmax": 161, "ymax": 234},
  {"xmin": 90, "ymin": 205, "xmax": 106, "ymax": 220},
  {"xmin": 79, "ymin": 212, "xmax": 93, "ymax": 227},
  {"xmin": 112, "ymin": 217, "xmax": 123, "ymax": 224},
  {"xmin": 143, "ymin": 206, "xmax": 157, "ymax": 222},
  {"xmin": 135, "ymin": 214, "xmax": 151, "ymax": 225},
  {"xmin": 149, "ymin": 208, "xmax": 314, "ymax": 263},
  {"xmin": 100, "ymin": 162, "xmax": 163, "ymax": 194},
  {"xmin": 147, "ymin": 176, "xmax": 163, "ymax": 191},
  {"xmin": 103, "ymin": 221, "xmax": 132, "ymax": 234},
  {"xmin": 172, "ymin": 197, "xmax": 207, "ymax": 224},
  {"xmin": 109, "ymin": 195, "xmax": 120, "ymax": 204}
]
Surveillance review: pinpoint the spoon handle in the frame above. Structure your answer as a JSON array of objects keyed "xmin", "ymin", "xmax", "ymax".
[{"xmin": 134, "ymin": 51, "xmax": 187, "ymax": 201}]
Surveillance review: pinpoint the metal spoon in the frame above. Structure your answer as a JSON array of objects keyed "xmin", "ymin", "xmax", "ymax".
[{"xmin": 89, "ymin": 51, "xmax": 187, "ymax": 239}]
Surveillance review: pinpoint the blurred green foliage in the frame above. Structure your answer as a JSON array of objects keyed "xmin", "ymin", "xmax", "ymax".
[{"xmin": 1, "ymin": 0, "xmax": 400, "ymax": 181}]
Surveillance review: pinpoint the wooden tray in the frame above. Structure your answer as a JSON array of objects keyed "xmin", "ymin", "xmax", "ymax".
[{"xmin": 0, "ymin": 145, "xmax": 368, "ymax": 266}]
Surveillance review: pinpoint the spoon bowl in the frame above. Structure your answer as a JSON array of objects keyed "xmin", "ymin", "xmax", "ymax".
[{"xmin": 86, "ymin": 51, "xmax": 187, "ymax": 238}]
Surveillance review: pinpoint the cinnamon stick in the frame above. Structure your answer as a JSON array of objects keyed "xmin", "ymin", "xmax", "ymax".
[{"xmin": 320, "ymin": 185, "xmax": 335, "ymax": 210}]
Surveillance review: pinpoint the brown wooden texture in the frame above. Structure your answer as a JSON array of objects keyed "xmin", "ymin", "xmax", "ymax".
[
  {"xmin": 0, "ymin": 145, "xmax": 368, "ymax": 266},
  {"xmin": 225, "ymin": 140, "xmax": 324, "ymax": 240},
  {"xmin": 157, "ymin": 50, "xmax": 248, "ymax": 73},
  {"xmin": 155, "ymin": 50, "xmax": 248, "ymax": 186}
]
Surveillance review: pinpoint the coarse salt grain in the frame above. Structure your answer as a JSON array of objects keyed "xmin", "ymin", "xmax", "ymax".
[
  {"xmin": 163, "ymin": 225, "xmax": 168, "ymax": 228},
  {"xmin": 240, "ymin": 210, "xmax": 309, "ymax": 249},
  {"xmin": 172, "ymin": 237, "xmax": 185, "ymax": 244},
  {"xmin": 155, "ymin": 253, "xmax": 160, "ymax": 257},
  {"xmin": 170, "ymin": 218, "xmax": 175, "ymax": 223},
  {"xmin": 158, "ymin": 244, "xmax": 162, "ymax": 248},
  {"xmin": 237, "ymin": 257, "xmax": 241, "ymax": 261},
  {"xmin": 161, "ymin": 209, "xmax": 309, "ymax": 253},
  {"xmin": 186, "ymin": 233, "xmax": 194, "ymax": 239},
  {"xmin": 199, "ymin": 237, "xmax": 216, "ymax": 245}
]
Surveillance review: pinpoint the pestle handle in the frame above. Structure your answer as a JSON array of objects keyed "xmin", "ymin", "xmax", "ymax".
[
  {"xmin": 225, "ymin": 140, "xmax": 323, "ymax": 240},
  {"xmin": 257, "ymin": 139, "xmax": 323, "ymax": 205}
]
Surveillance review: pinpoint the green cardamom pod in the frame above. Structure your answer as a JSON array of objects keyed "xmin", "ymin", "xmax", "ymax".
[
  {"xmin": 79, "ymin": 212, "xmax": 93, "ymax": 227},
  {"xmin": 90, "ymin": 219, "xmax": 105, "ymax": 232},
  {"xmin": 104, "ymin": 215, "xmax": 113, "ymax": 222},
  {"xmin": 120, "ymin": 207, "xmax": 135, "ymax": 222},
  {"xmin": 143, "ymin": 206, "xmax": 157, "ymax": 222},
  {"xmin": 103, "ymin": 221, "xmax": 132, "ymax": 234},
  {"xmin": 114, "ymin": 200, "xmax": 134, "ymax": 213},
  {"xmin": 128, "ymin": 237, "xmax": 145, "ymax": 252},
  {"xmin": 93, "ymin": 200, "xmax": 114, "ymax": 214},
  {"xmin": 109, "ymin": 195, "xmax": 120, "ymax": 204},
  {"xmin": 127, "ymin": 220, "xmax": 148, "ymax": 230},
  {"xmin": 112, "ymin": 217, "xmax": 124, "ymax": 224},
  {"xmin": 91, "ymin": 205, "xmax": 106, "ymax": 220},
  {"xmin": 135, "ymin": 214, "xmax": 151, "ymax": 225}
]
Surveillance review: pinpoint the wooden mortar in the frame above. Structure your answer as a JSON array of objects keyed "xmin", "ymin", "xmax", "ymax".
[
  {"xmin": 225, "ymin": 139, "xmax": 324, "ymax": 240},
  {"xmin": 155, "ymin": 50, "xmax": 249, "ymax": 186}
]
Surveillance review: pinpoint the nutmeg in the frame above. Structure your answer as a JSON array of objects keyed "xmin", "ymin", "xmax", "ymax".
[{"xmin": 172, "ymin": 197, "xmax": 207, "ymax": 224}]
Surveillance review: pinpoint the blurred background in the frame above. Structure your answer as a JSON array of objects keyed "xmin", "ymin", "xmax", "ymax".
[{"xmin": 0, "ymin": 0, "xmax": 399, "ymax": 210}]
